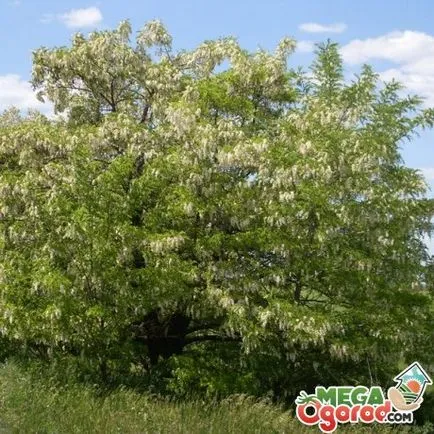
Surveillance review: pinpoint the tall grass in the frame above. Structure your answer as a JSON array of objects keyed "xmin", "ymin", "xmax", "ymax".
[{"xmin": 0, "ymin": 362, "xmax": 431, "ymax": 433}]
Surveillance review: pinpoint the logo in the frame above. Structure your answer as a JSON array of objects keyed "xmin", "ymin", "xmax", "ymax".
[{"xmin": 295, "ymin": 362, "xmax": 432, "ymax": 433}]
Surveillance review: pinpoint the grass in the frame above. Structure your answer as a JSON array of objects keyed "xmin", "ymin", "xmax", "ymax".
[{"xmin": 0, "ymin": 362, "xmax": 431, "ymax": 433}]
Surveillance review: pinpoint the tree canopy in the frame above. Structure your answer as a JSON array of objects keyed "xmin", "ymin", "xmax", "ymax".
[{"xmin": 0, "ymin": 20, "xmax": 433, "ymax": 398}]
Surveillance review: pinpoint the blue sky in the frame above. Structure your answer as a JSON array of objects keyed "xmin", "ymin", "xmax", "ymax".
[{"xmin": 2, "ymin": 1, "xmax": 434, "ymax": 195}]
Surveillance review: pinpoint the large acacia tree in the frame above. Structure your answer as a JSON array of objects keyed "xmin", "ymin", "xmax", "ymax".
[{"xmin": 0, "ymin": 20, "xmax": 433, "ymax": 395}]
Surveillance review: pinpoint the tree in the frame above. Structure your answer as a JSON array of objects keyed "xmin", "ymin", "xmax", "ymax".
[{"xmin": 0, "ymin": 20, "xmax": 433, "ymax": 396}]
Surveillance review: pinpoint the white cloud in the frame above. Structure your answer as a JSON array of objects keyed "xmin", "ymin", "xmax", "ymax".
[
  {"xmin": 423, "ymin": 233, "xmax": 434, "ymax": 253},
  {"xmin": 341, "ymin": 31, "xmax": 434, "ymax": 106},
  {"xmin": 59, "ymin": 6, "xmax": 102, "ymax": 28},
  {"xmin": 297, "ymin": 40, "xmax": 315, "ymax": 53},
  {"xmin": 341, "ymin": 31, "xmax": 434, "ymax": 65},
  {"xmin": 419, "ymin": 168, "xmax": 434, "ymax": 181},
  {"xmin": 42, "ymin": 7, "xmax": 103, "ymax": 29},
  {"xmin": 40, "ymin": 13, "xmax": 55, "ymax": 24},
  {"xmin": 0, "ymin": 74, "xmax": 52, "ymax": 115},
  {"xmin": 299, "ymin": 22, "xmax": 347, "ymax": 34}
]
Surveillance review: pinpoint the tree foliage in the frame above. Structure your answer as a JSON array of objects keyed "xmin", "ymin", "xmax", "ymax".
[{"xmin": 0, "ymin": 21, "xmax": 433, "ymax": 398}]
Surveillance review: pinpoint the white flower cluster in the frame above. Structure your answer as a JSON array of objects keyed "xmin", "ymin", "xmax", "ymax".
[{"xmin": 147, "ymin": 235, "xmax": 185, "ymax": 254}]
